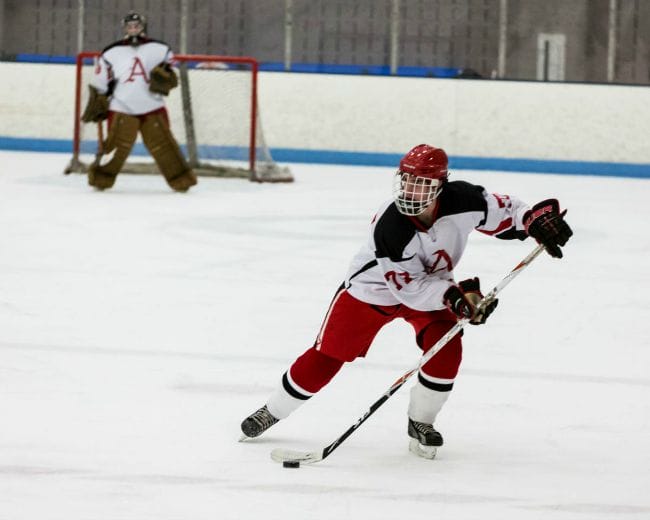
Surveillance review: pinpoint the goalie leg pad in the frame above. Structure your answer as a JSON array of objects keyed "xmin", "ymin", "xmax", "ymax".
[
  {"xmin": 140, "ymin": 111, "xmax": 197, "ymax": 192},
  {"xmin": 88, "ymin": 164, "xmax": 118, "ymax": 190},
  {"xmin": 88, "ymin": 112, "xmax": 140, "ymax": 189}
]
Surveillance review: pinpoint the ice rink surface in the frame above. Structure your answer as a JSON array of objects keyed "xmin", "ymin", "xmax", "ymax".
[{"xmin": 0, "ymin": 150, "xmax": 649, "ymax": 520}]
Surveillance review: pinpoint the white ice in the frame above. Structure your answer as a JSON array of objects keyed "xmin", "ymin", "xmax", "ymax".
[{"xmin": 0, "ymin": 150, "xmax": 649, "ymax": 520}]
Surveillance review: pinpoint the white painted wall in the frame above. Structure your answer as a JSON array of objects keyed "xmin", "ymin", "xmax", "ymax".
[{"xmin": 1, "ymin": 61, "xmax": 649, "ymax": 164}]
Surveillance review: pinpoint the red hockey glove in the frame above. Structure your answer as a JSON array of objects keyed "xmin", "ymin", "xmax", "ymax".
[
  {"xmin": 443, "ymin": 277, "xmax": 498, "ymax": 325},
  {"xmin": 523, "ymin": 199, "xmax": 573, "ymax": 258}
]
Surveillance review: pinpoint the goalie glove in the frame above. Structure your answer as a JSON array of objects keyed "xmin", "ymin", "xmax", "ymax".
[
  {"xmin": 443, "ymin": 277, "xmax": 498, "ymax": 325},
  {"xmin": 81, "ymin": 86, "xmax": 109, "ymax": 123},
  {"xmin": 149, "ymin": 62, "xmax": 178, "ymax": 96},
  {"xmin": 523, "ymin": 199, "xmax": 573, "ymax": 258}
]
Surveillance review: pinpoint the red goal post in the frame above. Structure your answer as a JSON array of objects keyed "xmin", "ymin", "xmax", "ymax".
[{"xmin": 67, "ymin": 52, "xmax": 292, "ymax": 182}]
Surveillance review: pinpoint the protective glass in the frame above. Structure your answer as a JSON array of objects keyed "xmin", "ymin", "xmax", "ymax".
[{"xmin": 393, "ymin": 170, "xmax": 444, "ymax": 216}]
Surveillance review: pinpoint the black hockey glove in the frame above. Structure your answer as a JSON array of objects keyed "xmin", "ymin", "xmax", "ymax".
[
  {"xmin": 523, "ymin": 199, "xmax": 573, "ymax": 258},
  {"xmin": 443, "ymin": 277, "xmax": 498, "ymax": 325}
]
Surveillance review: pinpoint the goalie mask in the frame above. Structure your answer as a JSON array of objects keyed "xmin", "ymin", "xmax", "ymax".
[
  {"xmin": 393, "ymin": 144, "xmax": 449, "ymax": 216},
  {"xmin": 122, "ymin": 11, "xmax": 147, "ymax": 45}
]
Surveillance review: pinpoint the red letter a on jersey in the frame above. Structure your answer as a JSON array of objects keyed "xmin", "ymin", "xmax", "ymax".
[
  {"xmin": 427, "ymin": 249, "xmax": 453, "ymax": 274},
  {"xmin": 126, "ymin": 57, "xmax": 149, "ymax": 83}
]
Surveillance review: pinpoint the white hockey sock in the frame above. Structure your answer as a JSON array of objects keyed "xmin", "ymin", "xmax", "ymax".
[
  {"xmin": 266, "ymin": 371, "xmax": 314, "ymax": 419},
  {"xmin": 408, "ymin": 378, "xmax": 452, "ymax": 424}
]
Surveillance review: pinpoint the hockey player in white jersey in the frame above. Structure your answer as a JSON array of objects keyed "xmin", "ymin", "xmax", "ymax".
[
  {"xmin": 81, "ymin": 11, "xmax": 197, "ymax": 192},
  {"xmin": 241, "ymin": 144, "xmax": 573, "ymax": 458}
]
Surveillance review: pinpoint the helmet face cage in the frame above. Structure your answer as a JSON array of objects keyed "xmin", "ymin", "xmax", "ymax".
[
  {"xmin": 124, "ymin": 21, "xmax": 145, "ymax": 35},
  {"xmin": 393, "ymin": 170, "xmax": 444, "ymax": 216},
  {"xmin": 122, "ymin": 12, "xmax": 146, "ymax": 40}
]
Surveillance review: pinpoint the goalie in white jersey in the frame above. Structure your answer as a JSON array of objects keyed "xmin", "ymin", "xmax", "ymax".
[
  {"xmin": 81, "ymin": 11, "xmax": 197, "ymax": 192},
  {"xmin": 241, "ymin": 144, "xmax": 572, "ymax": 458}
]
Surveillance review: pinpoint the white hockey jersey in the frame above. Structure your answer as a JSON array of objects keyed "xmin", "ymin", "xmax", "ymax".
[
  {"xmin": 90, "ymin": 38, "xmax": 174, "ymax": 115},
  {"xmin": 345, "ymin": 181, "xmax": 530, "ymax": 312}
]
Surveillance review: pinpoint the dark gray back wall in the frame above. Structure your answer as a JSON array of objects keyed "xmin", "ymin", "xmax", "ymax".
[{"xmin": 0, "ymin": 0, "xmax": 648, "ymax": 84}]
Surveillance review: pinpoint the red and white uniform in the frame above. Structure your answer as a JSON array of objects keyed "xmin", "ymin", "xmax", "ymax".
[
  {"xmin": 265, "ymin": 180, "xmax": 532, "ymax": 423},
  {"xmin": 345, "ymin": 180, "xmax": 530, "ymax": 310},
  {"xmin": 90, "ymin": 39, "xmax": 173, "ymax": 115}
]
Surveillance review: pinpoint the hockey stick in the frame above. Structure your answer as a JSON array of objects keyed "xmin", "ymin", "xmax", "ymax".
[
  {"xmin": 95, "ymin": 120, "xmax": 105, "ymax": 162},
  {"xmin": 270, "ymin": 243, "xmax": 547, "ymax": 465}
]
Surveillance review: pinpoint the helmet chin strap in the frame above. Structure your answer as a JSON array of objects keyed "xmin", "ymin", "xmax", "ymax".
[{"xmin": 125, "ymin": 33, "xmax": 145, "ymax": 46}]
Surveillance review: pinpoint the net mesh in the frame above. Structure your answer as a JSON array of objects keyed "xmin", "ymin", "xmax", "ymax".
[{"xmin": 67, "ymin": 54, "xmax": 292, "ymax": 182}]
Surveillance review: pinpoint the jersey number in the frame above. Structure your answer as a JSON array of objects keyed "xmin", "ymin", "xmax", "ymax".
[{"xmin": 384, "ymin": 271, "xmax": 412, "ymax": 290}]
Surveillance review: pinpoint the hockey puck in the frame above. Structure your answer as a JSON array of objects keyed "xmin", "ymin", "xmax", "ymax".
[{"xmin": 282, "ymin": 460, "xmax": 300, "ymax": 468}]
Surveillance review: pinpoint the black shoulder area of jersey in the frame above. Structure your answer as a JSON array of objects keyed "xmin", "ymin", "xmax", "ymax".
[
  {"xmin": 374, "ymin": 203, "xmax": 418, "ymax": 262},
  {"xmin": 143, "ymin": 38, "xmax": 170, "ymax": 48},
  {"xmin": 102, "ymin": 39, "xmax": 130, "ymax": 53},
  {"xmin": 102, "ymin": 37, "xmax": 169, "ymax": 53},
  {"xmin": 437, "ymin": 180, "xmax": 488, "ymax": 220}
]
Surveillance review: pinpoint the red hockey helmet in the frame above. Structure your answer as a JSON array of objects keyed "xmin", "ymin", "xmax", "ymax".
[{"xmin": 393, "ymin": 144, "xmax": 449, "ymax": 216}]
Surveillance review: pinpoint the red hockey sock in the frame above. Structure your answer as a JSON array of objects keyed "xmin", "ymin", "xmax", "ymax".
[{"xmin": 418, "ymin": 323, "xmax": 463, "ymax": 381}]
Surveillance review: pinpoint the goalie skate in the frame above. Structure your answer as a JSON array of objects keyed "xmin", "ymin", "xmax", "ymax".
[{"xmin": 408, "ymin": 418, "xmax": 443, "ymax": 459}]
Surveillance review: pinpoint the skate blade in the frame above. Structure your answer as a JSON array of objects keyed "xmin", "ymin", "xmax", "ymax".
[{"xmin": 409, "ymin": 438, "xmax": 438, "ymax": 459}]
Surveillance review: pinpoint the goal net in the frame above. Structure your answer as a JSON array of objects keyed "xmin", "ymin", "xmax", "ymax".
[{"xmin": 65, "ymin": 53, "xmax": 293, "ymax": 182}]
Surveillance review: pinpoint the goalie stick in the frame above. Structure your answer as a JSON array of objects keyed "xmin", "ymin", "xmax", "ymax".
[
  {"xmin": 96, "ymin": 120, "xmax": 105, "ymax": 161},
  {"xmin": 270, "ymin": 243, "xmax": 547, "ymax": 465}
]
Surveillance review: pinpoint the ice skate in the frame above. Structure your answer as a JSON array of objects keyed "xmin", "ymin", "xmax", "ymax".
[
  {"xmin": 240, "ymin": 405, "xmax": 279, "ymax": 440},
  {"xmin": 408, "ymin": 418, "xmax": 443, "ymax": 459}
]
